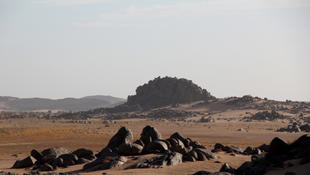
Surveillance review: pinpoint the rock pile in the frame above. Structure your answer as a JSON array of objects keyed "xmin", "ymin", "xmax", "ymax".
[
  {"xmin": 244, "ymin": 110, "xmax": 288, "ymax": 121},
  {"xmin": 146, "ymin": 109, "xmax": 199, "ymax": 120},
  {"xmin": 12, "ymin": 147, "xmax": 95, "ymax": 171},
  {"xmin": 211, "ymin": 143, "xmax": 261, "ymax": 155},
  {"xmin": 84, "ymin": 125, "xmax": 216, "ymax": 171},
  {"xmin": 127, "ymin": 76, "xmax": 214, "ymax": 109},
  {"xmin": 193, "ymin": 134, "xmax": 310, "ymax": 175},
  {"xmin": 199, "ymin": 116, "xmax": 215, "ymax": 123},
  {"xmin": 277, "ymin": 123, "xmax": 310, "ymax": 133},
  {"xmin": 225, "ymin": 95, "xmax": 255, "ymax": 106}
]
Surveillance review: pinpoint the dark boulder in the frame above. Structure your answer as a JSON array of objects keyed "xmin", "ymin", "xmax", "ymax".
[
  {"xmin": 58, "ymin": 153, "xmax": 78, "ymax": 166},
  {"xmin": 118, "ymin": 143, "xmax": 143, "ymax": 155},
  {"xmin": 170, "ymin": 132, "xmax": 187, "ymax": 145},
  {"xmin": 134, "ymin": 139, "xmax": 144, "ymax": 147},
  {"xmin": 195, "ymin": 148, "xmax": 216, "ymax": 160},
  {"xmin": 38, "ymin": 163, "xmax": 54, "ymax": 171},
  {"xmin": 243, "ymin": 146, "xmax": 261, "ymax": 155},
  {"xmin": 83, "ymin": 149, "xmax": 127, "ymax": 171},
  {"xmin": 212, "ymin": 143, "xmax": 242, "ymax": 154},
  {"xmin": 107, "ymin": 127, "xmax": 133, "ymax": 151},
  {"xmin": 96, "ymin": 127, "xmax": 133, "ymax": 158},
  {"xmin": 212, "ymin": 143, "xmax": 225, "ymax": 152},
  {"xmin": 31, "ymin": 149, "xmax": 43, "ymax": 161},
  {"xmin": 144, "ymin": 140, "xmax": 168, "ymax": 154},
  {"xmin": 41, "ymin": 147, "xmax": 69, "ymax": 158},
  {"xmin": 269, "ymin": 137, "xmax": 288, "ymax": 154},
  {"xmin": 219, "ymin": 163, "xmax": 235, "ymax": 174},
  {"xmin": 72, "ymin": 148, "xmax": 95, "ymax": 160},
  {"xmin": 129, "ymin": 152, "xmax": 182, "ymax": 169},
  {"xmin": 12, "ymin": 156, "xmax": 36, "ymax": 168},
  {"xmin": 76, "ymin": 158, "xmax": 90, "ymax": 164},
  {"xmin": 140, "ymin": 125, "xmax": 161, "ymax": 146},
  {"xmin": 192, "ymin": 171, "xmax": 211, "ymax": 175}
]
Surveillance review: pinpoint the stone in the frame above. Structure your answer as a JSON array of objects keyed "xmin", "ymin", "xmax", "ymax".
[
  {"xmin": 41, "ymin": 147, "xmax": 69, "ymax": 158},
  {"xmin": 192, "ymin": 171, "xmax": 211, "ymax": 175},
  {"xmin": 59, "ymin": 153, "xmax": 78, "ymax": 166},
  {"xmin": 170, "ymin": 132, "xmax": 187, "ymax": 145},
  {"xmin": 12, "ymin": 156, "xmax": 36, "ymax": 168},
  {"xmin": 269, "ymin": 137, "xmax": 288, "ymax": 154},
  {"xmin": 243, "ymin": 146, "xmax": 261, "ymax": 155},
  {"xmin": 31, "ymin": 149, "xmax": 43, "ymax": 161},
  {"xmin": 212, "ymin": 143, "xmax": 225, "ymax": 152},
  {"xmin": 140, "ymin": 125, "xmax": 161, "ymax": 146},
  {"xmin": 144, "ymin": 140, "xmax": 168, "ymax": 154},
  {"xmin": 38, "ymin": 163, "xmax": 54, "ymax": 171},
  {"xmin": 129, "ymin": 152, "xmax": 182, "ymax": 169},
  {"xmin": 134, "ymin": 139, "xmax": 144, "ymax": 147},
  {"xmin": 72, "ymin": 148, "xmax": 95, "ymax": 160},
  {"xmin": 219, "ymin": 163, "xmax": 235, "ymax": 174},
  {"xmin": 194, "ymin": 148, "xmax": 216, "ymax": 160},
  {"xmin": 83, "ymin": 149, "xmax": 127, "ymax": 171},
  {"xmin": 118, "ymin": 143, "xmax": 143, "ymax": 155},
  {"xmin": 237, "ymin": 128, "xmax": 246, "ymax": 132},
  {"xmin": 76, "ymin": 158, "xmax": 90, "ymax": 164},
  {"xmin": 106, "ymin": 127, "xmax": 133, "ymax": 151},
  {"xmin": 83, "ymin": 155, "xmax": 127, "ymax": 171}
]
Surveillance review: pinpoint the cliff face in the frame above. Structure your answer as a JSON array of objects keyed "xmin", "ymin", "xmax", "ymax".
[{"xmin": 127, "ymin": 77, "xmax": 214, "ymax": 109}]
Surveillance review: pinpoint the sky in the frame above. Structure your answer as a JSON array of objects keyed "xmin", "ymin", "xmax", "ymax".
[{"xmin": 0, "ymin": 0, "xmax": 310, "ymax": 101}]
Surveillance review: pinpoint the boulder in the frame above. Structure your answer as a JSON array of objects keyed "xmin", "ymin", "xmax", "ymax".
[
  {"xmin": 129, "ymin": 152, "xmax": 182, "ymax": 169},
  {"xmin": 58, "ymin": 153, "xmax": 78, "ymax": 166},
  {"xmin": 31, "ymin": 149, "xmax": 43, "ymax": 161},
  {"xmin": 12, "ymin": 156, "xmax": 36, "ymax": 168},
  {"xmin": 83, "ymin": 155, "xmax": 127, "ymax": 171},
  {"xmin": 219, "ymin": 163, "xmax": 235, "ymax": 174},
  {"xmin": 118, "ymin": 143, "xmax": 143, "ymax": 155},
  {"xmin": 194, "ymin": 148, "xmax": 216, "ymax": 160},
  {"xmin": 72, "ymin": 148, "xmax": 95, "ymax": 160},
  {"xmin": 134, "ymin": 139, "xmax": 144, "ymax": 147},
  {"xmin": 212, "ymin": 143, "xmax": 225, "ymax": 152},
  {"xmin": 106, "ymin": 127, "xmax": 133, "ymax": 151},
  {"xmin": 144, "ymin": 140, "xmax": 168, "ymax": 154},
  {"xmin": 83, "ymin": 149, "xmax": 127, "ymax": 171},
  {"xmin": 38, "ymin": 163, "xmax": 54, "ymax": 171},
  {"xmin": 76, "ymin": 158, "xmax": 90, "ymax": 164},
  {"xmin": 243, "ymin": 146, "xmax": 261, "ymax": 155},
  {"xmin": 41, "ymin": 147, "xmax": 69, "ymax": 158},
  {"xmin": 269, "ymin": 137, "xmax": 288, "ymax": 154},
  {"xmin": 170, "ymin": 132, "xmax": 187, "ymax": 145},
  {"xmin": 140, "ymin": 125, "xmax": 161, "ymax": 146}
]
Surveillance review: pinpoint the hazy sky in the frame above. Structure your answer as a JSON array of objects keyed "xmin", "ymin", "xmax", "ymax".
[{"xmin": 1, "ymin": 0, "xmax": 310, "ymax": 101}]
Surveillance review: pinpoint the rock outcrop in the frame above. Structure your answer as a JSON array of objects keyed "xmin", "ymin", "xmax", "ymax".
[{"xmin": 127, "ymin": 76, "xmax": 214, "ymax": 109}]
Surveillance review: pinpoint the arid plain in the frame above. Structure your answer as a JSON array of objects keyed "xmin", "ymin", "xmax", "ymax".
[{"xmin": 0, "ymin": 99, "xmax": 309, "ymax": 175}]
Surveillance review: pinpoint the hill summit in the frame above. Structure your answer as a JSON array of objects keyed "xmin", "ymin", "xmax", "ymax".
[{"xmin": 127, "ymin": 76, "xmax": 214, "ymax": 109}]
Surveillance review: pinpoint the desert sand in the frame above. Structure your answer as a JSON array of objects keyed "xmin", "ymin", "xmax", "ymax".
[{"xmin": 0, "ymin": 105, "xmax": 309, "ymax": 175}]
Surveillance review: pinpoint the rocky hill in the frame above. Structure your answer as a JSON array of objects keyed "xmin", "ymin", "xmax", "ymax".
[
  {"xmin": 127, "ymin": 76, "xmax": 214, "ymax": 109},
  {"xmin": 0, "ymin": 95, "xmax": 125, "ymax": 112}
]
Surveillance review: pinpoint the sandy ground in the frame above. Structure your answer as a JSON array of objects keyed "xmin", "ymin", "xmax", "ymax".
[{"xmin": 0, "ymin": 115, "xmax": 309, "ymax": 175}]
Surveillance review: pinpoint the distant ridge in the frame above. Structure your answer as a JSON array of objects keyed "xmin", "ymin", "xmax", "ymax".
[{"xmin": 0, "ymin": 95, "xmax": 125, "ymax": 112}]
